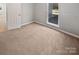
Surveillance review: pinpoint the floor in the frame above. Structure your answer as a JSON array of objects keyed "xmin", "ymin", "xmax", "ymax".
[{"xmin": 0, "ymin": 23, "xmax": 79, "ymax": 55}]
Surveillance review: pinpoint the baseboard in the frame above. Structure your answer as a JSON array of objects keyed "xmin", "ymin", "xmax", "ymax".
[
  {"xmin": 58, "ymin": 29, "xmax": 79, "ymax": 39},
  {"xmin": 21, "ymin": 21, "xmax": 34, "ymax": 27},
  {"xmin": 8, "ymin": 25, "xmax": 21, "ymax": 30},
  {"xmin": 35, "ymin": 21, "xmax": 79, "ymax": 39},
  {"xmin": 8, "ymin": 21, "xmax": 34, "ymax": 30}
]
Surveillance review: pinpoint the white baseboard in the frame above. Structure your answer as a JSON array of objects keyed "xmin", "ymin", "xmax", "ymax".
[
  {"xmin": 35, "ymin": 21, "xmax": 79, "ymax": 39},
  {"xmin": 58, "ymin": 29, "xmax": 79, "ymax": 38},
  {"xmin": 8, "ymin": 21, "xmax": 34, "ymax": 30},
  {"xmin": 21, "ymin": 21, "xmax": 34, "ymax": 27},
  {"xmin": 8, "ymin": 25, "xmax": 21, "ymax": 30}
]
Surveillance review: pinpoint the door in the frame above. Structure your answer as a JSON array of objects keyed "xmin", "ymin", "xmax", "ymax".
[
  {"xmin": 0, "ymin": 3, "xmax": 6, "ymax": 32},
  {"xmin": 48, "ymin": 3, "xmax": 59, "ymax": 27},
  {"xmin": 7, "ymin": 3, "xmax": 21, "ymax": 30}
]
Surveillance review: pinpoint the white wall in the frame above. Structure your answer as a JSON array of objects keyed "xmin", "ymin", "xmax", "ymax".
[
  {"xmin": 59, "ymin": 3, "xmax": 79, "ymax": 35},
  {"xmin": 21, "ymin": 3, "xmax": 34, "ymax": 25},
  {"xmin": 6, "ymin": 3, "xmax": 34, "ymax": 30},
  {"xmin": 34, "ymin": 3, "xmax": 48, "ymax": 24},
  {"xmin": 34, "ymin": 3, "xmax": 79, "ymax": 36}
]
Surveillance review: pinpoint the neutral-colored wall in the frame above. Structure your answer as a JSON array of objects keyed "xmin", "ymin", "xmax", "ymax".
[
  {"xmin": 6, "ymin": 3, "xmax": 34, "ymax": 30},
  {"xmin": 21, "ymin": 3, "xmax": 34, "ymax": 25},
  {"xmin": 34, "ymin": 3, "xmax": 48, "ymax": 24},
  {"xmin": 59, "ymin": 3, "xmax": 79, "ymax": 35},
  {"xmin": 34, "ymin": 3, "xmax": 79, "ymax": 36}
]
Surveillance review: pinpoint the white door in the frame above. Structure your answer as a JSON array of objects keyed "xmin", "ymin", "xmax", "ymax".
[
  {"xmin": 0, "ymin": 3, "xmax": 6, "ymax": 32},
  {"xmin": 7, "ymin": 3, "xmax": 21, "ymax": 30}
]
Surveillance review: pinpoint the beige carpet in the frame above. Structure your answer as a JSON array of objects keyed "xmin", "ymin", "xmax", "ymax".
[{"xmin": 0, "ymin": 23, "xmax": 79, "ymax": 55}]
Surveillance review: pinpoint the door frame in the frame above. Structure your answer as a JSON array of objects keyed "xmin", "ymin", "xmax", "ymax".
[{"xmin": 47, "ymin": 3, "xmax": 60, "ymax": 27}]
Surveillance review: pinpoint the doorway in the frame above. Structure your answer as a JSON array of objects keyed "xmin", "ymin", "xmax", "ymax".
[{"xmin": 48, "ymin": 3, "xmax": 59, "ymax": 27}]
